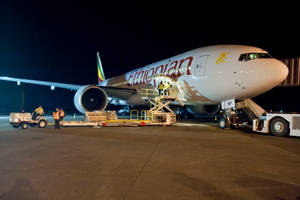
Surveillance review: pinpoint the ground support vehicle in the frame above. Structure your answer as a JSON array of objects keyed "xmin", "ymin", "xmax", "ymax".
[
  {"xmin": 220, "ymin": 98, "xmax": 300, "ymax": 137},
  {"xmin": 253, "ymin": 113, "xmax": 300, "ymax": 137},
  {"xmin": 10, "ymin": 113, "xmax": 48, "ymax": 129}
]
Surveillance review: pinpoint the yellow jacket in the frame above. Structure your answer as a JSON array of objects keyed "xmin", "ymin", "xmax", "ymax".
[{"xmin": 158, "ymin": 83, "xmax": 164, "ymax": 90}]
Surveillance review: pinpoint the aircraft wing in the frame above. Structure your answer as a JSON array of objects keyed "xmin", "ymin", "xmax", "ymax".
[
  {"xmin": 0, "ymin": 76, "xmax": 137, "ymax": 99},
  {"xmin": 0, "ymin": 76, "xmax": 81, "ymax": 91}
]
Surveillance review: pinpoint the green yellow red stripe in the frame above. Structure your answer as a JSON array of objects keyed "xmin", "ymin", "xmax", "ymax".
[{"xmin": 97, "ymin": 53, "xmax": 105, "ymax": 82}]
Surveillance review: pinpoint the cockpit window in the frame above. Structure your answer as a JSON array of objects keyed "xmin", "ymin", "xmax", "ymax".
[{"xmin": 239, "ymin": 53, "xmax": 272, "ymax": 62}]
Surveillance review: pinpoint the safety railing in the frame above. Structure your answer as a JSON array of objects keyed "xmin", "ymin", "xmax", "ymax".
[
  {"xmin": 141, "ymin": 89, "xmax": 159, "ymax": 99},
  {"xmin": 130, "ymin": 110, "xmax": 139, "ymax": 120},
  {"xmin": 129, "ymin": 109, "xmax": 154, "ymax": 121},
  {"xmin": 141, "ymin": 88, "xmax": 179, "ymax": 99},
  {"xmin": 141, "ymin": 110, "xmax": 148, "ymax": 120}
]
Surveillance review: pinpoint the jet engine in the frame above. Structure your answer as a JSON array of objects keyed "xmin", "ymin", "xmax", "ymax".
[
  {"xmin": 74, "ymin": 85, "xmax": 108, "ymax": 113},
  {"xmin": 186, "ymin": 104, "xmax": 220, "ymax": 114}
]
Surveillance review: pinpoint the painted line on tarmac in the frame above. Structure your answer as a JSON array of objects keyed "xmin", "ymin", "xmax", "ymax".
[
  {"xmin": 174, "ymin": 123, "xmax": 210, "ymax": 127},
  {"xmin": 0, "ymin": 116, "xmax": 9, "ymax": 119}
]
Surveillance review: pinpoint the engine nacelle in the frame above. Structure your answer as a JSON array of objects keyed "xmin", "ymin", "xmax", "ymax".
[
  {"xmin": 186, "ymin": 104, "xmax": 220, "ymax": 114},
  {"xmin": 74, "ymin": 85, "xmax": 108, "ymax": 113}
]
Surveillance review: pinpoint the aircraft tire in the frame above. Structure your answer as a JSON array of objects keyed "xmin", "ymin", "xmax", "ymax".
[
  {"xmin": 269, "ymin": 117, "xmax": 289, "ymax": 137},
  {"xmin": 219, "ymin": 118, "xmax": 226, "ymax": 129}
]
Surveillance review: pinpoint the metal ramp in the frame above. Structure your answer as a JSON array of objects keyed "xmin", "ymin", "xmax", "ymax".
[{"xmin": 235, "ymin": 98, "xmax": 266, "ymax": 120}]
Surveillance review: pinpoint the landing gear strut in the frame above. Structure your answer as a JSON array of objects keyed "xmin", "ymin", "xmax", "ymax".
[{"xmin": 219, "ymin": 109, "xmax": 238, "ymax": 129}]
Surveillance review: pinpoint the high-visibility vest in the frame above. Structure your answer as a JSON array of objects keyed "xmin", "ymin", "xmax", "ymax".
[
  {"xmin": 158, "ymin": 83, "xmax": 164, "ymax": 90},
  {"xmin": 60, "ymin": 110, "xmax": 65, "ymax": 117},
  {"xmin": 53, "ymin": 112, "xmax": 59, "ymax": 120}
]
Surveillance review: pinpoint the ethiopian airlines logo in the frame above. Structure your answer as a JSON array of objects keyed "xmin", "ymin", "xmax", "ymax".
[{"xmin": 216, "ymin": 52, "xmax": 228, "ymax": 64}]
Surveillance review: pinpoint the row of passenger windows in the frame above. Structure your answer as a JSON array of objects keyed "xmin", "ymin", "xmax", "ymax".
[{"xmin": 239, "ymin": 53, "xmax": 272, "ymax": 62}]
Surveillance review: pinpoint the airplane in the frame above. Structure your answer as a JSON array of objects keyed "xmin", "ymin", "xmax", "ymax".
[{"xmin": 0, "ymin": 45, "xmax": 288, "ymax": 115}]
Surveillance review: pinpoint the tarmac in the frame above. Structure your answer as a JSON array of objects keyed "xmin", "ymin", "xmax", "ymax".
[{"xmin": 0, "ymin": 116, "xmax": 300, "ymax": 200}]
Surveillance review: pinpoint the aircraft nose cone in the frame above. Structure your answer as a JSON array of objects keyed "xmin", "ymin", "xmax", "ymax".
[
  {"xmin": 279, "ymin": 62, "xmax": 289, "ymax": 82},
  {"xmin": 253, "ymin": 60, "xmax": 289, "ymax": 96},
  {"xmin": 236, "ymin": 59, "xmax": 289, "ymax": 99},
  {"xmin": 269, "ymin": 60, "xmax": 289, "ymax": 85}
]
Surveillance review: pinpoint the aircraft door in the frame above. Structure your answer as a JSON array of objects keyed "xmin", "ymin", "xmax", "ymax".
[{"xmin": 193, "ymin": 55, "xmax": 208, "ymax": 77}]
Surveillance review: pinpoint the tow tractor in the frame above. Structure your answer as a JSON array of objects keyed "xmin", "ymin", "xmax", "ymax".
[
  {"xmin": 10, "ymin": 112, "xmax": 48, "ymax": 129},
  {"xmin": 220, "ymin": 98, "xmax": 300, "ymax": 137}
]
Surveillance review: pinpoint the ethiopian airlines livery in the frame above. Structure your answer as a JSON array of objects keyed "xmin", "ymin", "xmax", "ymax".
[{"xmin": 0, "ymin": 45, "xmax": 288, "ymax": 114}]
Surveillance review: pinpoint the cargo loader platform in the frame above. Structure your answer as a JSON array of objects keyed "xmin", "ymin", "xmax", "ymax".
[{"xmin": 60, "ymin": 89, "xmax": 183, "ymax": 128}]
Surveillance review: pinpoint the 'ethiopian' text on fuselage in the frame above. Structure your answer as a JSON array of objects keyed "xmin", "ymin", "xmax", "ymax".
[{"xmin": 127, "ymin": 56, "xmax": 194, "ymax": 87}]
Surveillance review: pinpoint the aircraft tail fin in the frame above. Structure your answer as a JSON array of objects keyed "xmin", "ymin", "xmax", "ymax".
[{"xmin": 97, "ymin": 52, "xmax": 106, "ymax": 83}]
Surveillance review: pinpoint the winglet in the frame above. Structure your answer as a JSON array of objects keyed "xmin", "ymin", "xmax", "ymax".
[{"xmin": 97, "ymin": 52, "xmax": 106, "ymax": 83}]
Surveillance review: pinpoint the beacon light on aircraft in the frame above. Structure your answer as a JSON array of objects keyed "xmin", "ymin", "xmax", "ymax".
[
  {"xmin": 51, "ymin": 85, "xmax": 55, "ymax": 90},
  {"xmin": 17, "ymin": 81, "xmax": 21, "ymax": 86}
]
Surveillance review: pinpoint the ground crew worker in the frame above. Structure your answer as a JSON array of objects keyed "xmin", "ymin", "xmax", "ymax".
[
  {"xmin": 158, "ymin": 81, "xmax": 164, "ymax": 95},
  {"xmin": 53, "ymin": 108, "xmax": 60, "ymax": 129},
  {"xmin": 32, "ymin": 106, "xmax": 45, "ymax": 120},
  {"xmin": 165, "ymin": 82, "xmax": 171, "ymax": 96},
  {"xmin": 59, "ymin": 108, "xmax": 65, "ymax": 121},
  {"xmin": 163, "ymin": 81, "xmax": 169, "ymax": 96}
]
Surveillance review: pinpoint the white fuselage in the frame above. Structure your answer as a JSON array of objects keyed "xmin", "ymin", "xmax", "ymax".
[{"xmin": 99, "ymin": 45, "xmax": 288, "ymax": 106}]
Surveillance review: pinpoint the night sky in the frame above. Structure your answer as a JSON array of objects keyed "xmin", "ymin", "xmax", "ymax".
[{"xmin": 0, "ymin": 1, "xmax": 299, "ymax": 114}]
